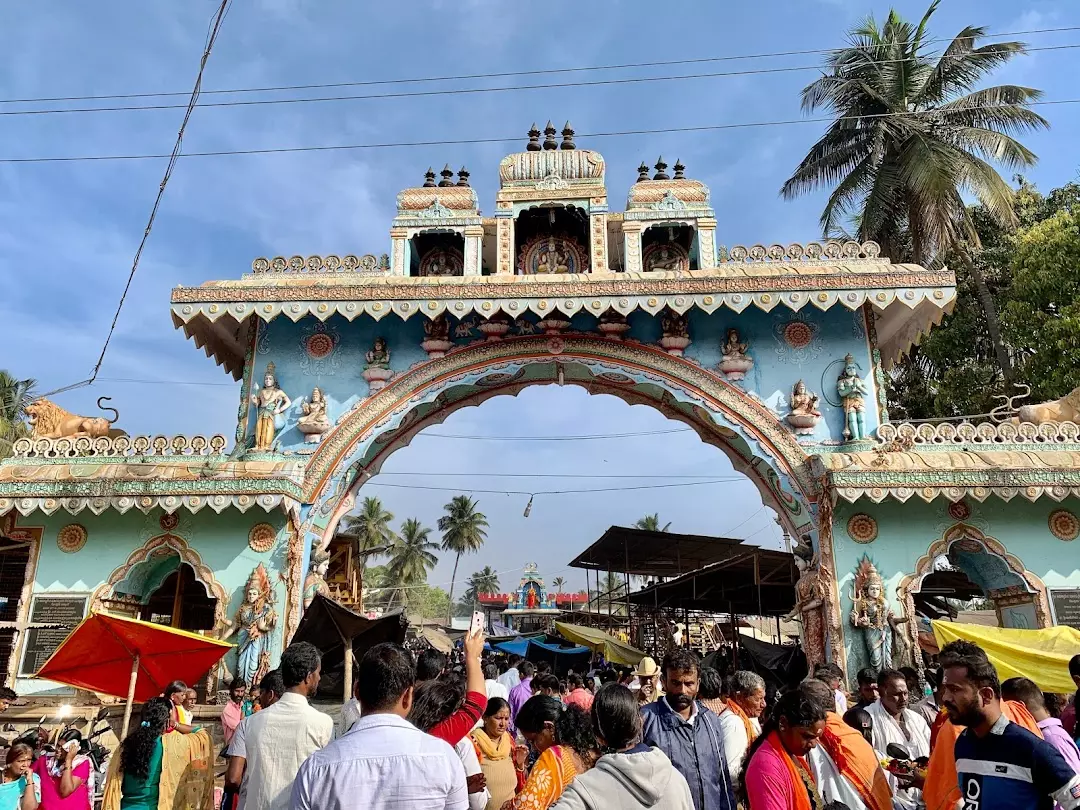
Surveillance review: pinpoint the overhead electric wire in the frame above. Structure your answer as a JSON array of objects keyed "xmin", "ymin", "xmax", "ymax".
[
  {"xmin": 374, "ymin": 471, "xmax": 743, "ymax": 479},
  {"xmin": 4, "ymin": 42, "xmax": 1078, "ymax": 118},
  {"xmin": 7, "ymin": 97, "xmax": 1077, "ymax": 165},
  {"xmin": 418, "ymin": 427, "xmax": 693, "ymax": 441},
  {"xmin": 3, "ymin": 24, "xmax": 1077, "ymax": 106},
  {"xmin": 366, "ymin": 479, "xmax": 741, "ymax": 496},
  {"xmin": 39, "ymin": 0, "xmax": 233, "ymax": 399}
]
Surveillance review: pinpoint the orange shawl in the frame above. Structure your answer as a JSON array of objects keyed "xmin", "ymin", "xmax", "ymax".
[
  {"xmin": 923, "ymin": 700, "xmax": 1042, "ymax": 810},
  {"xmin": 766, "ymin": 731, "xmax": 820, "ymax": 810},
  {"xmin": 726, "ymin": 698, "xmax": 758, "ymax": 745},
  {"xmin": 504, "ymin": 744, "xmax": 576, "ymax": 810},
  {"xmin": 818, "ymin": 713, "xmax": 892, "ymax": 810}
]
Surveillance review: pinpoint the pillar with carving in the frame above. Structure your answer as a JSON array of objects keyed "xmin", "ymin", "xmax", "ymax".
[
  {"xmin": 390, "ymin": 227, "xmax": 408, "ymax": 276},
  {"xmin": 623, "ymin": 221, "xmax": 643, "ymax": 274},
  {"xmin": 496, "ymin": 216, "xmax": 514, "ymax": 275},
  {"xmin": 698, "ymin": 218, "xmax": 718, "ymax": 270},
  {"xmin": 463, "ymin": 225, "xmax": 484, "ymax": 276},
  {"xmin": 589, "ymin": 213, "xmax": 608, "ymax": 273}
]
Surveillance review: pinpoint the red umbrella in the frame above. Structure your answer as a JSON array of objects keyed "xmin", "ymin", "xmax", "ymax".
[{"xmin": 36, "ymin": 612, "xmax": 232, "ymax": 737}]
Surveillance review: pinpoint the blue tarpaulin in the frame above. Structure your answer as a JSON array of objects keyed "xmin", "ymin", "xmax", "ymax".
[
  {"xmin": 492, "ymin": 637, "xmax": 592, "ymax": 673},
  {"xmin": 493, "ymin": 638, "xmax": 531, "ymax": 656}
]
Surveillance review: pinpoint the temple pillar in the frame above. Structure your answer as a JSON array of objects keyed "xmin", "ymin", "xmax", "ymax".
[
  {"xmin": 589, "ymin": 213, "xmax": 608, "ymax": 273},
  {"xmin": 390, "ymin": 227, "xmax": 408, "ymax": 276},
  {"xmin": 463, "ymin": 225, "xmax": 483, "ymax": 276},
  {"xmin": 698, "ymin": 218, "xmax": 718, "ymax": 270},
  {"xmin": 623, "ymin": 221, "xmax": 643, "ymax": 274},
  {"xmin": 496, "ymin": 216, "xmax": 514, "ymax": 275}
]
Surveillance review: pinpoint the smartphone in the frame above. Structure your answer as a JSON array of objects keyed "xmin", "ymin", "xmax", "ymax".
[{"xmin": 470, "ymin": 611, "xmax": 484, "ymax": 638}]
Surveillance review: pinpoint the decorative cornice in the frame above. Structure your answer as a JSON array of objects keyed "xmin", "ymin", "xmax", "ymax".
[
  {"xmin": 9, "ymin": 434, "xmax": 229, "ymax": 459},
  {"xmin": 0, "ymin": 490, "xmax": 299, "ymax": 518}
]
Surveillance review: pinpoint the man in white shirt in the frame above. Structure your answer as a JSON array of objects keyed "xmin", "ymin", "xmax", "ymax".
[
  {"xmin": 291, "ymin": 642, "xmax": 468, "ymax": 810},
  {"xmin": 814, "ymin": 662, "xmax": 849, "ymax": 715},
  {"xmin": 866, "ymin": 668, "xmax": 930, "ymax": 809},
  {"xmin": 484, "ymin": 663, "xmax": 509, "ymax": 702},
  {"xmin": 715, "ymin": 670, "xmax": 765, "ymax": 781},
  {"xmin": 226, "ymin": 642, "xmax": 334, "ymax": 810},
  {"xmin": 496, "ymin": 657, "xmax": 521, "ymax": 692}
]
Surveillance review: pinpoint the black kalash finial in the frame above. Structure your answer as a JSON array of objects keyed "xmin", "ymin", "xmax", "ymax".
[
  {"xmin": 653, "ymin": 156, "xmax": 670, "ymax": 181},
  {"xmin": 438, "ymin": 164, "xmax": 455, "ymax": 187},
  {"xmin": 560, "ymin": 121, "xmax": 576, "ymax": 150},
  {"xmin": 673, "ymin": 159, "xmax": 686, "ymax": 180},
  {"xmin": 423, "ymin": 167, "xmax": 436, "ymax": 188},
  {"xmin": 456, "ymin": 166, "xmax": 471, "ymax": 187},
  {"xmin": 542, "ymin": 121, "xmax": 558, "ymax": 150},
  {"xmin": 526, "ymin": 123, "xmax": 541, "ymax": 152},
  {"xmin": 636, "ymin": 162, "xmax": 650, "ymax": 183}
]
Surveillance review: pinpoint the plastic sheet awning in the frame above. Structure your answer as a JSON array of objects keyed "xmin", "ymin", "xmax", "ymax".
[
  {"xmin": 931, "ymin": 620, "xmax": 1080, "ymax": 693},
  {"xmin": 554, "ymin": 622, "xmax": 645, "ymax": 666}
]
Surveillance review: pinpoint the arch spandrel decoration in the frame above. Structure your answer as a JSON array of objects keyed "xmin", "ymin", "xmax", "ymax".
[
  {"xmin": 92, "ymin": 533, "xmax": 230, "ymax": 634},
  {"xmin": 897, "ymin": 523, "xmax": 1052, "ymax": 650}
]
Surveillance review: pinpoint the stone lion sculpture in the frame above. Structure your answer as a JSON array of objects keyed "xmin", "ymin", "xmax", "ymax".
[
  {"xmin": 1016, "ymin": 386, "xmax": 1080, "ymax": 425},
  {"xmin": 26, "ymin": 397, "xmax": 125, "ymax": 439}
]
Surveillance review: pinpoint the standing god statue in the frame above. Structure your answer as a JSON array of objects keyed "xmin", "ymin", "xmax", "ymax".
[
  {"xmin": 849, "ymin": 557, "xmax": 897, "ymax": 673},
  {"xmin": 836, "ymin": 353, "xmax": 869, "ymax": 440},
  {"xmin": 227, "ymin": 564, "xmax": 278, "ymax": 688},
  {"xmin": 250, "ymin": 363, "xmax": 292, "ymax": 451}
]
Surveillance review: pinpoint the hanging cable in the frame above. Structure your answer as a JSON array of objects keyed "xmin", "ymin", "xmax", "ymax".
[{"xmin": 39, "ymin": 0, "xmax": 233, "ymax": 399}]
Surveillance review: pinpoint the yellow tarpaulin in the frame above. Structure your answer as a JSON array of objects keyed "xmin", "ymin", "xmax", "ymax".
[
  {"xmin": 554, "ymin": 622, "xmax": 645, "ymax": 667},
  {"xmin": 931, "ymin": 620, "xmax": 1080, "ymax": 693}
]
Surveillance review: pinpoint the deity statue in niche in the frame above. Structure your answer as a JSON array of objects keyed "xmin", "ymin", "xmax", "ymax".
[
  {"xmin": 643, "ymin": 243, "xmax": 688, "ymax": 273},
  {"xmin": 250, "ymin": 362, "xmax": 292, "ymax": 451},
  {"xmin": 227, "ymin": 564, "xmax": 278, "ymax": 687},
  {"xmin": 786, "ymin": 537, "xmax": 830, "ymax": 666},
  {"xmin": 296, "ymin": 387, "xmax": 331, "ymax": 443},
  {"xmin": 419, "ymin": 248, "xmax": 463, "ymax": 277},
  {"xmin": 659, "ymin": 308, "xmax": 691, "ymax": 356},
  {"xmin": 719, "ymin": 328, "xmax": 754, "ymax": 381},
  {"xmin": 785, "ymin": 380, "xmax": 822, "ymax": 434},
  {"xmin": 526, "ymin": 585, "xmax": 538, "ymax": 609},
  {"xmin": 421, "ymin": 314, "xmax": 453, "ymax": 359},
  {"xmin": 836, "ymin": 353, "xmax": 869, "ymax": 440},
  {"xmin": 537, "ymin": 239, "xmax": 569, "ymax": 274},
  {"xmin": 303, "ymin": 548, "xmax": 331, "ymax": 608},
  {"xmin": 363, "ymin": 338, "xmax": 394, "ymax": 394},
  {"xmin": 849, "ymin": 556, "xmax": 904, "ymax": 673}
]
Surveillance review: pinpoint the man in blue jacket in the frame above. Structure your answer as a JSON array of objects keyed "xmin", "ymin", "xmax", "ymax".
[{"xmin": 640, "ymin": 649, "xmax": 738, "ymax": 810}]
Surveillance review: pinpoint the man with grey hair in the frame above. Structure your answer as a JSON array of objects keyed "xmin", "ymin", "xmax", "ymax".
[{"xmin": 714, "ymin": 670, "xmax": 765, "ymax": 781}]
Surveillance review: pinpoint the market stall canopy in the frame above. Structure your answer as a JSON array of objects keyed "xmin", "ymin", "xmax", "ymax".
[
  {"xmin": 931, "ymin": 620, "xmax": 1080, "ymax": 693},
  {"xmin": 35, "ymin": 612, "xmax": 231, "ymax": 702},
  {"xmin": 569, "ymin": 526, "xmax": 750, "ymax": 578},
  {"xmin": 421, "ymin": 627, "xmax": 455, "ymax": 654},
  {"xmin": 554, "ymin": 622, "xmax": 645, "ymax": 666},
  {"xmin": 627, "ymin": 546, "xmax": 797, "ymax": 615},
  {"xmin": 703, "ymin": 633, "xmax": 806, "ymax": 690},
  {"xmin": 292, "ymin": 594, "xmax": 406, "ymax": 672}
]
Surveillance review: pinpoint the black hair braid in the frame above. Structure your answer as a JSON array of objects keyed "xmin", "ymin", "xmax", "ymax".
[
  {"xmin": 555, "ymin": 703, "xmax": 599, "ymax": 762},
  {"xmin": 120, "ymin": 698, "xmax": 172, "ymax": 780}
]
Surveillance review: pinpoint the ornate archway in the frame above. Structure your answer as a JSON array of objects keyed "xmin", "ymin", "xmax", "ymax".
[
  {"xmin": 898, "ymin": 523, "xmax": 1051, "ymax": 651},
  {"xmin": 92, "ymin": 533, "xmax": 230, "ymax": 634}
]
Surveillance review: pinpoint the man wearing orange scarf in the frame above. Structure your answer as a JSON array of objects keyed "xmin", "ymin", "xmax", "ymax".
[
  {"xmin": 804, "ymin": 679, "xmax": 893, "ymax": 810},
  {"xmin": 717, "ymin": 671, "xmax": 765, "ymax": 781}
]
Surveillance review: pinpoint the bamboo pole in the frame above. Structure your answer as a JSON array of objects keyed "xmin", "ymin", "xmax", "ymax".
[{"xmin": 121, "ymin": 654, "xmax": 140, "ymax": 740}]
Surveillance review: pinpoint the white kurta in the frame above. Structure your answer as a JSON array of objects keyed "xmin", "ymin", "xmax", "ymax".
[
  {"xmin": 456, "ymin": 736, "xmax": 490, "ymax": 810},
  {"xmin": 808, "ymin": 747, "xmax": 870, "ymax": 810},
  {"xmin": 866, "ymin": 700, "xmax": 931, "ymax": 810}
]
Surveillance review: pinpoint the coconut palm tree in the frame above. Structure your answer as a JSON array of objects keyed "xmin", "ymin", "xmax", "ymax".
[
  {"xmin": 634, "ymin": 513, "xmax": 671, "ymax": 532},
  {"xmin": 0, "ymin": 371, "xmax": 36, "ymax": 458},
  {"xmin": 338, "ymin": 496, "xmax": 396, "ymax": 573},
  {"xmin": 551, "ymin": 576, "xmax": 566, "ymax": 593},
  {"xmin": 462, "ymin": 565, "xmax": 501, "ymax": 607},
  {"xmin": 781, "ymin": 0, "xmax": 1047, "ymax": 383},
  {"xmin": 437, "ymin": 495, "xmax": 489, "ymax": 624},
  {"xmin": 384, "ymin": 518, "xmax": 438, "ymax": 609}
]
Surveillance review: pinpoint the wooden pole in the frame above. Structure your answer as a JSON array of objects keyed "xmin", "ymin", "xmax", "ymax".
[
  {"xmin": 342, "ymin": 632, "xmax": 354, "ymax": 709},
  {"xmin": 121, "ymin": 654, "xmax": 140, "ymax": 740}
]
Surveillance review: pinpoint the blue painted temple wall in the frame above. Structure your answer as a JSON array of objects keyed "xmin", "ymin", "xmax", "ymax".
[
  {"xmin": 833, "ymin": 496, "xmax": 1080, "ymax": 681},
  {"xmin": 19, "ymin": 509, "xmax": 288, "ymax": 695},
  {"xmin": 246, "ymin": 304, "xmax": 882, "ymax": 452}
]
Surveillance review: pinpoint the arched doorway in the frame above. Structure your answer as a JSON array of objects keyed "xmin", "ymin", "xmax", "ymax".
[
  {"xmin": 138, "ymin": 563, "xmax": 218, "ymax": 631},
  {"xmin": 898, "ymin": 524, "xmax": 1051, "ymax": 654}
]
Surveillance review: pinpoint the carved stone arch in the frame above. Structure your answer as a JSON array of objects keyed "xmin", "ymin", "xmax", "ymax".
[
  {"xmin": 897, "ymin": 522, "xmax": 1052, "ymax": 650},
  {"xmin": 92, "ymin": 533, "xmax": 230, "ymax": 634}
]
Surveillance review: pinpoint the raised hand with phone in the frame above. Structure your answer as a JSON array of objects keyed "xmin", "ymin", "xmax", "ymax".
[{"xmin": 426, "ymin": 618, "xmax": 489, "ymax": 748}]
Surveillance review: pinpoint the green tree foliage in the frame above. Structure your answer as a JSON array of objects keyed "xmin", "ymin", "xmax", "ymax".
[
  {"xmin": 551, "ymin": 576, "xmax": 566, "ymax": 592},
  {"xmin": 384, "ymin": 518, "xmax": 438, "ymax": 609},
  {"xmin": 634, "ymin": 513, "xmax": 671, "ymax": 532},
  {"xmin": 437, "ymin": 495, "xmax": 489, "ymax": 624},
  {"xmin": 0, "ymin": 371, "xmax": 36, "ymax": 458},
  {"xmin": 462, "ymin": 565, "xmax": 501, "ymax": 607},
  {"xmin": 338, "ymin": 496, "xmax": 396, "ymax": 573}
]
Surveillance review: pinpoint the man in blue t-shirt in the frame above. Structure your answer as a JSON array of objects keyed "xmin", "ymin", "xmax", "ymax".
[{"xmin": 939, "ymin": 640, "xmax": 1080, "ymax": 810}]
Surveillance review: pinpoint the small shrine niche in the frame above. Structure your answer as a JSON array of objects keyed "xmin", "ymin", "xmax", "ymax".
[
  {"xmin": 641, "ymin": 222, "xmax": 696, "ymax": 272},
  {"xmin": 410, "ymin": 230, "xmax": 465, "ymax": 277},
  {"xmin": 515, "ymin": 205, "xmax": 590, "ymax": 274}
]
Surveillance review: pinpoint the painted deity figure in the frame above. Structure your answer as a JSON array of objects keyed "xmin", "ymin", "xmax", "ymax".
[
  {"xmin": 228, "ymin": 564, "xmax": 278, "ymax": 688},
  {"xmin": 660, "ymin": 309, "xmax": 690, "ymax": 339},
  {"xmin": 836, "ymin": 353, "xmax": 869, "ymax": 440},
  {"xmin": 722, "ymin": 329, "xmax": 750, "ymax": 362},
  {"xmin": 297, "ymin": 387, "xmax": 331, "ymax": 442},
  {"xmin": 790, "ymin": 380, "xmax": 821, "ymax": 418},
  {"xmin": 303, "ymin": 548, "xmax": 331, "ymax": 608},
  {"xmin": 365, "ymin": 337, "xmax": 391, "ymax": 370},
  {"xmin": 786, "ymin": 538, "xmax": 830, "ymax": 666},
  {"xmin": 849, "ymin": 557, "xmax": 895, "ymax": 672},
  {"xmin": 250, "ymin": 363, "xmax": 292, "ymax": 451},
  {"xmin": 526, "ymin": 585, "xmax": 538, "ymax": 610},
  {"xmin": 647, "ymin": 245, "xmax": 682, "ymax": 272},
  {"xmin": 537, "ymin": 240, "xmax": 569, "ymax": 274}
]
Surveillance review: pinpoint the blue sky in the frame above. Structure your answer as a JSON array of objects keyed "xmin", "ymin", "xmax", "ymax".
[{"xmin": 2, "ymin": 0, "xmax": 1077, "ymax": 590}]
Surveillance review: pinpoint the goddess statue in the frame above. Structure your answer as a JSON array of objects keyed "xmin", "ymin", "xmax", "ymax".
[
  {"xmin": 849, "ymin": 557, "xmax": 899, "ymax": 672},
  {"xmin": 646, "ymin": 245, "xmax": 684, "ymax": 272},
  {"xmin": 303, "ymin": 548, "xmax": 331, "ymax": 608},
  {"xmin": 365, "ymin": 338, "xmax": 391, "ymax": 370},
  {"xmin": 786, "ymin": 547, "xmax": 830, "ymax": 666},
  {"xmin": 785, "ymin": 380, "xmax": 822, "ymax": 434},
  {"xmin": 837, "ymin": 353, "xmax": 869, "ymax": 440},
  {"xmin": 296, "ymin": 387, "xmax": 331, "ymax": 443},
  {"xmin": 250, "ymin": 363, "xmax": 292, "ymax": 451},
  {"xmin": 719, "ymin": 328, "xmax": 754, "ymax": 380},
  {"xmin": 227, "ymin": 564, "xmax": 278, "ymax": 687},
  {"xmin": 536, "ymin": 240, "xmax": 569, "ymax": 274}
]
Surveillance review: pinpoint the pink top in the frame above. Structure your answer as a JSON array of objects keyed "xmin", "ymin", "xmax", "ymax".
[
  {"xmin": 565, "ymin": 688, "xmax": 594, "ymax": 712},
  {"xmin": 744, "ymin": 741, "xmax": 799, "ymax": 810},
  {"xmin": 32, "ymin": 756, "xmax": 91, "ymax": 810},
  {"xmin": 221, "ymin": 700, "xmax": 244, "ymax": 745}
]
